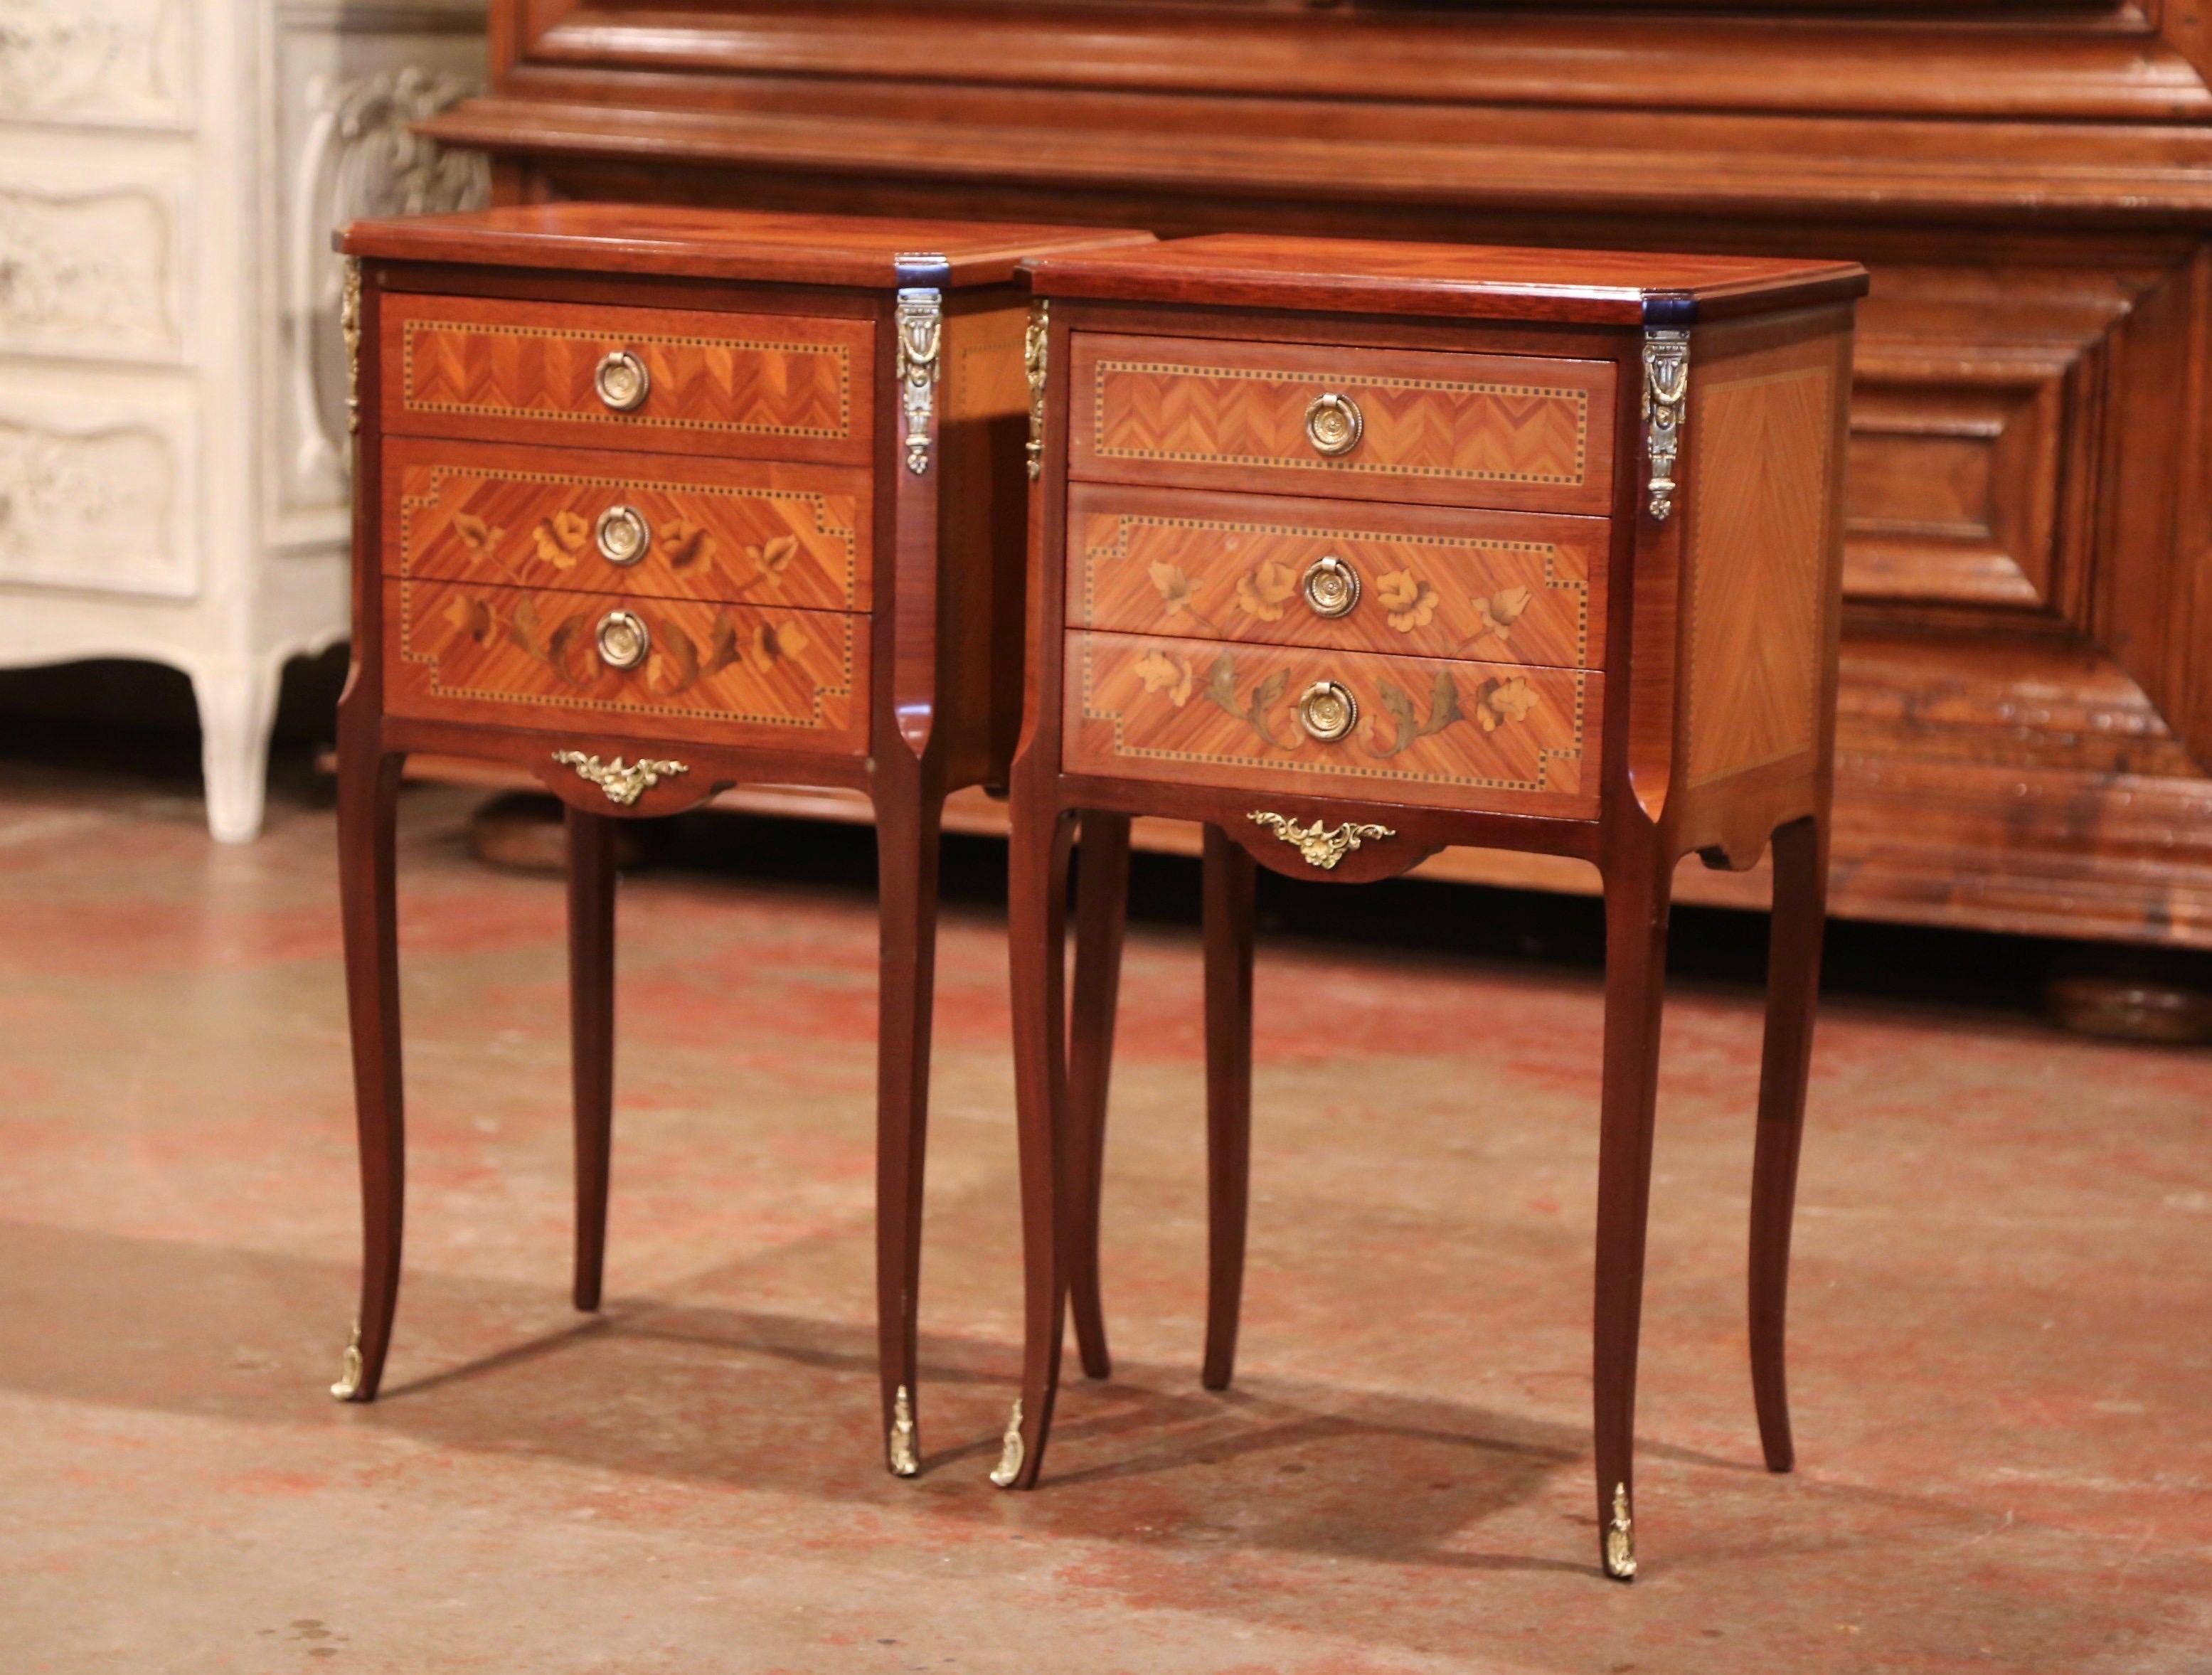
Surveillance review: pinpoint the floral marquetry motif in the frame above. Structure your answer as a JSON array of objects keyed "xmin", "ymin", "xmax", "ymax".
[
  {"xmin": 1069, "ymin": 488, "xmax": 1604, "ymax": 667},
  {"xmin": 1067, "ymin": 629, "xmax": 1597, "ymax": 817},
  {"xmin": 389, "ymin": 444, "xmax": 871, "ymax": 611}
]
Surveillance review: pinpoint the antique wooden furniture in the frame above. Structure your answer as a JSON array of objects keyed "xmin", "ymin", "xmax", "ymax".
[
  {"xmin": 329, "ymin": 205, "xmax": 1151, "ymax": 1474},
  {"xmin": 420, "ymin": 1, "xmax": 2212, "ymax": 954},
  {"xmin": 1000, "ymin": 235, "xmax": 1866, "ymax": 1579}
]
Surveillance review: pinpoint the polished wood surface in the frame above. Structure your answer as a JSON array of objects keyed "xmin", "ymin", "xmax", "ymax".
[
  {"xmin": 344, "ymin": 203, "xmax": 1156, "ymax": 287},
  {"xmin": 383, "ymin": 292, "xmax": 873, "ymax": 464},
  {"xmin": 1027, "ymin": 233, "xmax": 1868, "ymax": 324},
  {"xmin": 435, "ymin": 0, "xmax": 2212, "ymax": 949},
  {"xmin": 1065, "ymin": 629, "xmax": 1599, "ymax": 818},
  {"xmin": 383, "ymin": 578, "xmax": 866, "ymax": 753},
  {"xmin": 388, "ymin": 439, "xmax": 872, "ymax": 612},
  {"xmin": 1004, "ymin": 240, "xmax": 1858, "ymax": 1578},
  {"xmin": 1068, "ymin": 483, "xmax": 1605, "ymax": 669},
  {"xmin": 1068, "ymin": 332, "xmax": 1617, "ymax": 514},
  {"xmin": 335, "ymin": 209, "xmax": 1154, "ymax": 1476}
]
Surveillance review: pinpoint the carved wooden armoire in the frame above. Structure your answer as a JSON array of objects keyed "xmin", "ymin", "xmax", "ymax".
[
  {"xmin": 425, "ymin": 0, "xmax": 2212, "ymax": 949},
  {"xmin": 0, "ymin": 0, "xmax": 485, "ymax": 841}
]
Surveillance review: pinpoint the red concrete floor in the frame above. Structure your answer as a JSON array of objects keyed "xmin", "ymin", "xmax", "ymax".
[{"xmin": 1, "ymin": 754, "xmax": 2209, "ymax": 1674}]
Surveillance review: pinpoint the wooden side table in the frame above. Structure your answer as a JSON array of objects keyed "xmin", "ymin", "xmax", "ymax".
[
  {"xmin": 1001, "ymin": 235, "xmax": 1866, "ymax": 1577},
  {"xmin": 329, "ymin": 206, "xmax": 1152, "ymax": 1476}
]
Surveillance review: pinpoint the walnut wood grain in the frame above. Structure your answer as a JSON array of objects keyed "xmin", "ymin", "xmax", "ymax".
[
  {"xmin": 1068, "ymin": 482, "xmax": 1605, "ymax": 671},
  {"xmin": 383, "ymin": 578, "xmax": 866, "ymax": 753},
  {"xmin": 1065, "ymin": 629, "xmax": 1599, "ymax": 818},
  {"xmin": 383, "ymin": 292, "xmax": 873, "ymax": 464},
  {"xmin": 386, "ymin": 437, "xmax": 872, "ymax": 612},
  {"xmin": 1068, "ymin": 331, "xmax": 1616, "ymax": 515}
]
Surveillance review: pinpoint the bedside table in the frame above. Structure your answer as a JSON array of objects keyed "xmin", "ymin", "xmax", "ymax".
[
  {"xmin": 328, "ymin": 206, "xmax": 1152, "ymax": 1477},
  {"xmin": 998, "ymin": 235, "xmax": 1866, "ymax": 1578}
]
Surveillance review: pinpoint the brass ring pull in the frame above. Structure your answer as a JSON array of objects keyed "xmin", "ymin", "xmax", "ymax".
[
  {"xmin": 594, "ymin": 504, "xmax": 650, "ymax": 566},
  {"xmin": 1301, "ymin": 554, "xmax": 1360, "ymax": 618},
  {"xmin": 593, "ymin": 349, "xmax": 650, "ymax": 413},
  {"xmin": 1297, "ymin": 679, "xmax": 1358, "ymax": 743},
  {"xmin": 595, "ymin": 609, "xmax": 650, "ymax": 671},
  {"xmin": 1303, "ymin": 391, "xmax": 1363, "ymax": 457}
]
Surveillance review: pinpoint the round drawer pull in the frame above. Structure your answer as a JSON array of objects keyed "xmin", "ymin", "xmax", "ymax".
[
  {"xmin": 1303, "ymin": 391, "xmax": 1363, "ymax": 457},
  {"xmin": 593, "ymin": 350, "xmax": 651, "ymax": 413},
  {"xmin": 1301, "ymin": 554, "xmax": 1360, "ymax": 618},
  {"xmin": 595, "ymin": 610, "xmax": 650, "ymax": 671},
  {"xmin": 595, "ymin": 504, "xmax": 650, "ymax": 567},
  {"xmin": 1297, "ymin": 679, "xmax": 1358, "ymax": 743}
]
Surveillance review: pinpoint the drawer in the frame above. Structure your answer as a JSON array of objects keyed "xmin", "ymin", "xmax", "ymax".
[
  {"xmin": 383, "ymin": 294, "xmax": 874, "ymax": 465},
  {"xmin": 1068, "ymin": 483, "xmax": 1606, "ymax": 670},
  {"xmin": 1069, "ymin": 331, "xmax": 1617, "ymax": 514},
  {"xmin": 1064, "ymin": 629, "xmax": 1597, "ymax": 817},
  {"xmin": 385, "ymin": 578, "xmax": 866, "ymax": 755},
  {"xmin": 385, "ymin": 438, "xmax": 873, "ymax": 612}
]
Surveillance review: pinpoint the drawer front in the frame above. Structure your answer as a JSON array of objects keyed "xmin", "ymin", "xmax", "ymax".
[
  {"xmin": 385, "ymin": 439, "xmax": 873, "ymax": 612},
  {"xmin": 1070, "ymin": 332, "xmax": 1616, "ymax": 514},
  {"xmin": 1065, "ymin": 629, "xmax": 1597, "ymax": 817},
  {"xmin": 1069, "ymin": 483, "xmax": 1606, "ymax": 670},
  {"xmin": 385, "ymin": 578, "xmax": 866, "ymax": 754},
  {"xmin": 383, "ymin": 294, "xmax": 873, "ymax": 464}
]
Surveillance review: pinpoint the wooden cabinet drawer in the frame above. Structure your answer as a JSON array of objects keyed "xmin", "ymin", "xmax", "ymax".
[
  {"xmin": 385, "ymin": 439, "xmax": 873, "ymax": 612},
  {"xmin": 384, "ymin": 578, "xmax": 866, "ymax": 754},
  {"xmin": 1068, "ymin": 483, "xmax": 1606, "ymax": 670},
  {"xmin": 383, "ymin": 294, "xmax": 873, "ymax": 464},
  {"xmin": 1064, "ymin": 629, "xmax": 1597, "ymax": 817},
  {"xmin": 1068, "ymin": 331, "xmax": 1616, "ymax": 514}
]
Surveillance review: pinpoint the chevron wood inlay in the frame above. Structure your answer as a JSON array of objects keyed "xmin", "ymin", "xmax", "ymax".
[
  {"xmin": 385, "ymin": 439, "xmax": 872, "ymax": 612},
  {"xmin": 1068, "ymin": 482, "xmax": 1605, "ymax": 669},
  {"xmin": 382, "ymin": 294, "xmax": 873, "ymax": 464},
  {"xmin": 384, "ymin": 577, "xmax": 866, "ymax": 753},
  {"xmin": 1069, "ymin": 331, "xmax": 1616, "ymax": 514},
  {"xmin": 1684, "ymin": 346, "xmax": 1839, "ymax": 788},
  {"xmin": 1065, "ymin": 628, "xmax": 1598, "ymax": 815}
]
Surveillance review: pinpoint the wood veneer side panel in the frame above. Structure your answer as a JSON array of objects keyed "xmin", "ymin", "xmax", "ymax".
[
  {"xmin": 937, "ymin": 292, "xmax": 1036, "ymax": 789},
  {"xmin": 1680, "ymin": 309, "xmax": 1854, "ymax": 792}
]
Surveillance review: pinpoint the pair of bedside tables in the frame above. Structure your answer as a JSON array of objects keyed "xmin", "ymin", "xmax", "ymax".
[{"xmin": 331, "ymin": 206, "xmax": 1864, "ymax": 1580}]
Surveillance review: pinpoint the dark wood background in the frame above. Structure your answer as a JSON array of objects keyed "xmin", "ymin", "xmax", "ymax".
[{"xmin": 422, "ymin": 0, "xmax": 2212, "ymax": 949}]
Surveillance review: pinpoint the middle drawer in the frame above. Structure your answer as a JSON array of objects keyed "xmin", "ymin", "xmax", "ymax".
[
  {"xmin": 1068, "ymin": 484, "xmax": 1607, "ymax": 669},
  {"xmin": 384, "ymin": 438, "xmax": 873, "ymax": 612}
]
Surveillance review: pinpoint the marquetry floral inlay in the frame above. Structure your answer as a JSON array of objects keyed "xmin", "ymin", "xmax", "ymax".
[
  {"xmin": 433, "ymin": 590, "xmax": 814, "ymax": 696},
  {"xmin": 1233, "ymin": 560, "xmax": 1299, "ymax": 622},
  {"xmin": 533, "ymin": 511, "xmax": 588, "ymax": 568},
  {"xmin": 1161, "ymin": 649, "xmax": 1542, "ymax": 759},
  {"xmin": 1375, "ymin": 568, "xmax": 1438, "ymax": 632}
]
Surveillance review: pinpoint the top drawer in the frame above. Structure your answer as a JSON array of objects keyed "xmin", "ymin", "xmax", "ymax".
[
  {"xmin": 382, "ymin": 294, "xmax": 875, "ymax": 466},
  {"xmin": 1068, "ymin": 331, "xmax": 1617, "ymax": 514}
]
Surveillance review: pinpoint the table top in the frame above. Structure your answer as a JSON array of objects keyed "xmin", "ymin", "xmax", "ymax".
[
  {"xmin": 1023, "ymin": 233, "xmax": 1868, "ymax": 325},
  {"xmin": 340, "ymin": 204, "xmax": 1156, "ymax": 289}
]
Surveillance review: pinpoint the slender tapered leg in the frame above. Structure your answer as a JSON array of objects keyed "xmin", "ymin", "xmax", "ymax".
[
  {"xmin": 1750, "ymin": 812, "xmax": 1828, "ymax": 1473},
  {"xmin": 996, "ymin": 799, "xmax": 1075, "ymax": 1489},
  {"xmin": 334, "ymin": 727, "xmax": 404, "ymax": 1403},
  {"xmin": 1201, "ymin": 826, "xmax": 1257, "ymax": 1393},
  {"xmin": 568, "ymin": 808, "xmax": 619, "ymax": 1314},
  {"xmin": 1592, "ymin": 834, "xmax": 1671, "ymax": 1579},
  {"xmin": 873, "ymin": 767, "xmax": 945, "ymax": 1477},
  {"xmin": 1067, "ymin": 811, "xmax": 1130, "ymax": 1381}
]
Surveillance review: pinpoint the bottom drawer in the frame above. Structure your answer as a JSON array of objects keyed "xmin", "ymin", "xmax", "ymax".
[
  {"xmin": 385, "ymin": 578, "xmax": 866, "ymax": 754},
  {"xmin": 1065, "ymin": 629, "xmax": 1598, "ymax": 817}
]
